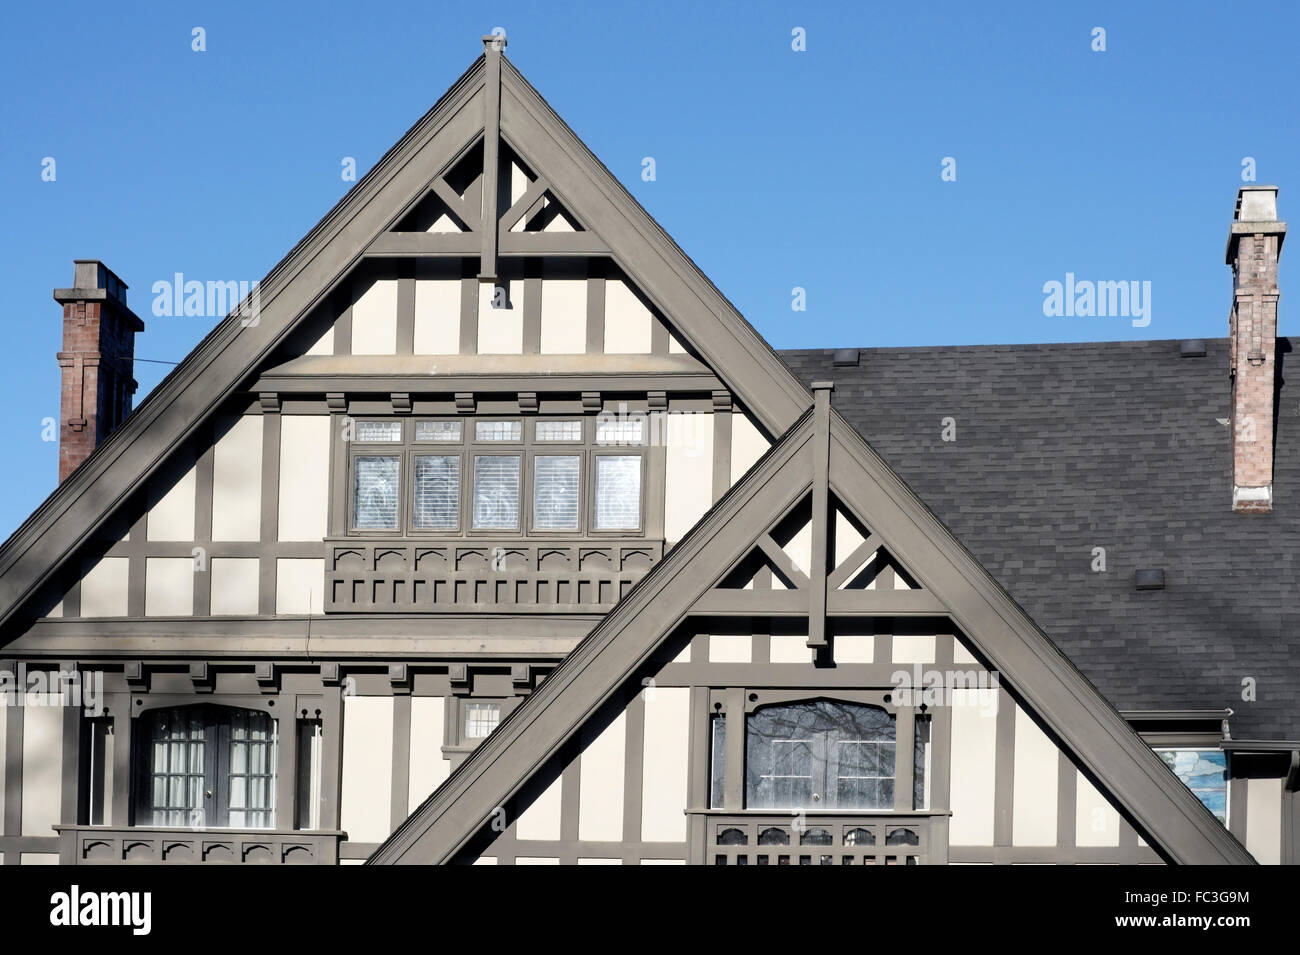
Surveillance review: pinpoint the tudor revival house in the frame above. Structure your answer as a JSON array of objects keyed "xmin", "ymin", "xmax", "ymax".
[{"xmin": 0, "ymin": 38, "xmax": 1292, "ymax": 866}]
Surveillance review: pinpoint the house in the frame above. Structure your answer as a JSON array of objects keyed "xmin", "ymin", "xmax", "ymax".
[{"xmin": 0, "ymin": 36, "xmax": 1289, "ymax": 866}]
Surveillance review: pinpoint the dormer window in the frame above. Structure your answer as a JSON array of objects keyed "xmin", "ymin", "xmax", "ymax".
[{"xmin": 344, "ymin": 416, "xmax": 646, "ymax": 538}]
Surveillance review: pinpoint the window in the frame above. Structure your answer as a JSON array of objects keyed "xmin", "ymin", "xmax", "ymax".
[
  {"xmin": 1156, "ymin": 748, "xmax": 1228, "ymax": 823},
  {"xmin": 594, "ymin": 456, "xmax": 642, "ymax": 530},
  {"xmin": 344, "ymin": 417, "xmax": 647, "ymax": 538},
  {"xmin": 533, "ymin": 455, "xmax": 580, "ymax": 529},
  {"xmin": 463, "ymin": 702, "xmax": 502, "ymax": 739},
  {"xmin": 412, "ymin": 455, "xmax": 460, "ymax": 530},
  {"xmin": 745, "ymin": 700, "xmax": 896, "ymax": 811},
  {"xmin": 137, "ymin": 704, "xmax": 276, "ymax": 829},
  {"xmin": 473, "ymin": 455, "xmax": 521, "ymax": 529},
  {"xmin": 296, "ymin": 719, "xmax": 323, "ymax": 830}
]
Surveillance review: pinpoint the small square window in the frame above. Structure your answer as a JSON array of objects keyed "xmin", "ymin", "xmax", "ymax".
[
  {"xmin": 355, "ymin": 420, "xmax": 403, "ymax": 443},
  {"xmin": 415, "ymin": 420, "xmax": 463, "ymax": 442},
  {"xmin": 463, "ymin": 702, "xmax": 502, "ymax": 740},
  {"xmin": 535, "ymin": 420, "xmax": 583, "ymax": 442},
  {"xmin": 475, "ymin": 420, "xmax": 522, "ymax": 442}
]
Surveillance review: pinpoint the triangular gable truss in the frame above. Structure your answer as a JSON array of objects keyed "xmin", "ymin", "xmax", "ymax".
[
  {"xmin": 0, "ymin": 39, "xmax": 811, "ymax": 630},
  {"xmin": 370, "ymin": 389, "xmax": 1253, "ymax": 865}
]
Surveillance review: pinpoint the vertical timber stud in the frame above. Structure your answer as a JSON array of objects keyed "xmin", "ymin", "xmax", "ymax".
[
  {"xmin": 478, "ymin": 34, "xmax": 504, "ymax": 286},
  {"xmin": 806, "ymin": 382, "xmax": 833, "ymax": 650}
]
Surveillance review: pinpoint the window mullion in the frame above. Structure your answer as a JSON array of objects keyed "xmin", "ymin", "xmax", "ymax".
[{"xmin": 894, "ymin": 707, "xmax": 915, "ymax": 812}]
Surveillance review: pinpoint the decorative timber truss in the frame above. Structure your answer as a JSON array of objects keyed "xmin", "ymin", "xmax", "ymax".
[{"xmin": 370, "ymin": 384, "xmax": 1254, "ymax": 865}]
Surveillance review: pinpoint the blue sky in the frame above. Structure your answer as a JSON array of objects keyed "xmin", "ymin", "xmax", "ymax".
[{"xmin": 0, "ymin": 0, "xmax": 1297, "ymax": 536}]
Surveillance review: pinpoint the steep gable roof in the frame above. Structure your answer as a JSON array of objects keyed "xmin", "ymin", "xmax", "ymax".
[
  {"xmin": 0, "ymin": 46, "xmax": 811, "ymax": 633},
  {"xmin": 782, "ymin": 340, "xmax": 1300, "ymax": 741},
  {"xmin": 371, "ymin": 399, "xmax": 1253, "ymax": 865}
]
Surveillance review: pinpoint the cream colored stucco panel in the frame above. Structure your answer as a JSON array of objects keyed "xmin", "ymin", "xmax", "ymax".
[
  {"xmin": 833, "ymin": 633, "xmax": 874, "ymax": 664},
  {"xmin": 1011, "ymin": 705, "xmax": 1058, "ymax": 846},
  {"xmin": 144, "ymin": 558, "xmax": 194, "ymax": 616},
  {"xmin": 20, "ymin": 853, "xmax": 59, "ymax": 865},
  {"xmin": 948, "ymin": 688, "xmax": 998, "ymax": 846},
  {"xmin": 212, "ymin": 415, "xmax": 262, "ymax": 541},
  {"xmin": 340, "ymin": 696, "xmax": 394, "ymax": 844},
  {"xmin": 664, "ymin": 412, "xmax": 713, "ymax": 545},
  {"xmin": 578, "ymin": 711, "xmax": 627, "ymax": 842},
  {"xmin": 1075, "ymin": 770, "xmax": 1121, "ymax": 847},
  {"xmin": 277, "ymin": 416, "xmax": 330, "ymax": 541},
  {"xmin": 892, "ymin": 634, "xmax": 936, "ymax": 665},
  {"xmin": 275, "ymin": 559, "xmax": 325, "ymax": 614},
  {"xmin": 782, "ymin": 520, "xmax": 812, "ymax": 577},
  {"xmin": 668, "ymin": 332, "xmax": 686, "ymax": 354},
  {"xmin": 209, "ymin": 558, "xmax": 260, "ymax": 616},
  {"xmin": 516, "ymin": 773, "xmax": 563, "ymax": 841},
  {"xmin": 472, "ymin": 856, "xmax": 497, "ymax": 865},
  {"xmin": 769, "ymin": 634, "xmax": 814, "ymax": 663},
  {"xmin": 477, "ymin": 278, "xmax": 524, "ymax": 354},
  {"xmin": 640, "ymin": 857, "xmax": 686, "ymax": 864},
  {"xmin": 539, "ymin": 278, "xmax": 587, "ymax": 354},
  {"xmin": 577, "ymin": 858, "xmax": 622, "ymax": 864},
  {"xmin": 21, "ymin": 698, "xmax": 62, "ymax": 836},
  {"xmin": 351, "ymin": 279, "xmax": 399, "ymax": 355},
  {"xmin": 730, "ymin": 412, "xmax": 769, "ymax": 486},
  {"xmin": 80, "ymin": 557, "xmax": 128, "ymax": 617},
  {"xmin": 953, "ymin": 638, "xmax": 979, "ymax": 665},
  {"xmin": 640, "ymin": 686, "xmax": 690, "ymax": 842},
  {"xmin": 708, "ymin": 633, "xmax": 752, "ymax": 663},
  {"xmin": 603, "ymin": 278, "xmax": 653, "ymax": 354},
  {"xmin": 147, "ymin": 465, "xmax": 196, "ymax": 542},
  {"xmin": 408, "ymin": 696, "xmax": 451, "ymax": 810},
  {"xmin": 413, "ymin": 268, "xmax": 461, "ymax": 355},
  {"xmin": 1246, "ymin": 777, "xmax": 1282, "ymax": 864},
  {"xmin": 515, "ymin": 857, "xmax": 560, "ymax": 864}
]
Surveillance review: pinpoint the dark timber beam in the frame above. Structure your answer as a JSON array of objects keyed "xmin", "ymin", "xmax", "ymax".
[
  {"xmin": 807, "ymin": 382, "xmax": 832, "ymax": 648},
  {"xmin": 478, "ymin": 35, "xmax": 503, "ymax": 283},
  {"xmin": 362, "ymin": 231, "xmax": 608, "ymax": 259},
  {"xmin": 431, "ymin": 177, "xmax": 477, "ymax": 232},
  {"xmin": 500, "ymin": 175, "xmax": 551, "ymax": 232},
  {"xmin": 827, "ymin": 533, "xmax": 883, "ymax": 590}
]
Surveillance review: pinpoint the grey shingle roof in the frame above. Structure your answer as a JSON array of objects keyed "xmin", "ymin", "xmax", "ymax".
[{"xmin": 780, "ymin": 339, "xmax": 1300, "ymax": 741}]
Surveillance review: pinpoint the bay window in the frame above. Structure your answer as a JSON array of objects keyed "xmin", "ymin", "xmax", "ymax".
[{"xmin": 345, "ymin": 416, "xmax": 646, "ymax": 538}]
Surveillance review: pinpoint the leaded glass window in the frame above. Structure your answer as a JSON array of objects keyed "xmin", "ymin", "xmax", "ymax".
[
  {"xmin": 533, "ymin": 455, "xmax": 580, "ymax": 529},
  {"xmin": 595, "ymin": 415, "xmax": 646, "ymax": 445},
  {"xmin": 594, "ymin": 455, "xmax": 641, "ymax": 530},
  {"xmin": 353, "ymin": 455, "xmax": 399, "ymax": 529},
  {"xmin": 415, "ymin": 420, "xmax": 462, "ymax": 442},
  {"xmin": 475, "ymin": 420, "xmax": 522, "ymax": 442},
  {"xmin": 745, "ymin": 700, "xmax": 895, "ymax": 810},
  {"xmin": 355, "ymin": 420, "xmax": 402, "ymax": 443},
  {"xmin": 413, "ymin": 455, "xmax": 460, "ymax": 530},
  {"xmin": 463, "ymin": 701, "xmax": 502, "ymax": 739},
  {"xmin": 473, "ymin": 455, "xmax": 521, "ymax": 529},
  {"xmin": 535, "ymin": 420, "xmax": 583, "ymax": 442},
  {"xmin": 1156, "ymin": 748, "xmax": 1228, "ymax": 823}
]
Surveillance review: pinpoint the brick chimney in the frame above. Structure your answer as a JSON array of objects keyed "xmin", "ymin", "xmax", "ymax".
[
  {"xmin": 53, "ymin": 260, "xmax": 144, "ymax": 481},
  {"xmin": 1227, "ymin": 187, "xmax": 1287, "ymax": 513}
]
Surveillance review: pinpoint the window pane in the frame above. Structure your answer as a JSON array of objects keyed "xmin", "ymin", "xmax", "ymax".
[
  {"xmin": 535, "ymin": 420, "xmax": 583, "ymax": 442},
  {"xmin": 355, "ymin": 420, "xmax": 402, "ymax": 443},
  {"xmin": 533, "ymin": 455, "xmax": 580, "ymax": 530},
  {"xmin": 914, "ymin": 715, "xmax": 931, "ymax": 811},
  {"xmin": 594, "ymin": 456, "xmax": 641, "ymax": 530},
  {"xmin": 415, "ymin": 420, "xmax": 462, "ymax": 442},
  {"xmin": 463, "ymin": 702, "xmax": 502, "ymax": 739},
  {"xmin": 353, "ymin": 456, "xmax": 400, "ymax": 529},
  {"xmin": 596, "ymin": 415, "xmax": 646, "ymax": 445},
  {"xmin": 413, "ymin": 455, "xmax": 460, "ymax": 529},
  {"xmin": 472, "ymin": 455, "xmax": 520, "ymax": 529},
  {"xmin": 474, "ymin": 420, "xmax": 521, "ymax": 442},
  {"xmin": 296, "ymin": 720, "xmax": 323, "ymax": 831}
]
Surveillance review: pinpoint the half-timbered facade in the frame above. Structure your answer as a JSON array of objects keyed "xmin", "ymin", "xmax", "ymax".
[{"xmin": 0, "ymin": 38, "xmax": 1290, "ymax": 865}]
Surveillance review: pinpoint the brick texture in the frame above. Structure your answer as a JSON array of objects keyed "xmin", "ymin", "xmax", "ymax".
[{"xmin": 1230, "ymin": 232, "xmax": 1281, "ymax": 510}]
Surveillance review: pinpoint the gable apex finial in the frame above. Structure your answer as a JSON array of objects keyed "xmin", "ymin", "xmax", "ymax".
[{"xmin": 482, "ymin": 30, "xmax": 507, "ymax": 53}]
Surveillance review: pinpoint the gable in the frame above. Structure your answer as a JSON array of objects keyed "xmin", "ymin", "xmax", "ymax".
[
  {"xmin": 0, "ymin": 40, "xmax": 809, "ymax": 633},
  {"xmin": 371, "ymin": 392, "xmax": 1253, "ymax": 864}
]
